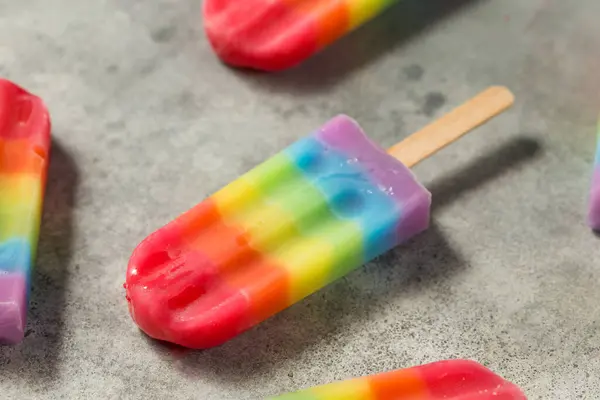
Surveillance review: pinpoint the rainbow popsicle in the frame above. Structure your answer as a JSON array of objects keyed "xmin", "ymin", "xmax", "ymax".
[
  {"xmin": 0, "ymin": 79, "xmax": 51, "ymax": 344},
  {"xmin": 268, "ymin": 360, "xmax": 527, "ymax": 399},
  {"xmin": 203, "ymin": 0, "xmax": 398, "ymax": 71},
  {"xmin": 589, "ymin": 119, "xmax": 600, "ymax": 230},
  {"xmin": 127, "ymin": 115, "xmax": 431, "ymax": 348},
  {"xmin": 125, "ymin": 87, "xmax": 515, "ymax": 349}
]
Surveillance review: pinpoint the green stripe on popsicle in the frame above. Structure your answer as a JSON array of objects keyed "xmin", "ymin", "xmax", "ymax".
[{"xmin": 213, "ymin": 152, "xmax": 364, "ymax": 303}]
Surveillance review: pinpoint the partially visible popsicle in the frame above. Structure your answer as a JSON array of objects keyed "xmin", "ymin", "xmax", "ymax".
[
  {"xmin": 268, "ymin": 359, "xmax": 527, "ymax": 399},
  {"xmin": 204, "ymin": 0, "xmax": 399, "ymax": 71},
  {"xmin": 125, "ymin": 86, "xmax": 515, "ymax": 349},
  {"xmin": 589, "ymin": 119, "xmax": 600, "ymax": 230},
  {"xmin": 0, "ymin": 79, "xmax": 51, "ymax": 344}
]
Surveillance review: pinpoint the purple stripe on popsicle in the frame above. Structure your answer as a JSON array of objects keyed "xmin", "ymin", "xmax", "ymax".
[
  {"xmin": 316, "ymin": 115, "xmax": 432, "ymax": 240},
  {"xmin": 0, "ymin": 273, "xmax": 27, "ymax": 344}
]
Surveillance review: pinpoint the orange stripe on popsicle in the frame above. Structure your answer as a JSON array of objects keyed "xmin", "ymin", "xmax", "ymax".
[
  {"xmin": 281, "ymin": 0, "xmax": 350, "ymax": 48},
  {"xmin": 179, "ymin": 199, "xmax": 291, "ymax": 319},
  {"xmin": 0, "ymin": 139, "xmax": 46, "ymax": 174},
  {"xmin": 316, "ymin": 1, "xmax": 351, "ymax": 48},
  {"xmin": 368, "ymin": 368, "xmax": 430, "ymax": 399}
]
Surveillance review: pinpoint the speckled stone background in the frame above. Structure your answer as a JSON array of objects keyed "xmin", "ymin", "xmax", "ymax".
[{"xmin": 1, "ymin": 0, "xmax": 600, "ymax": 399}]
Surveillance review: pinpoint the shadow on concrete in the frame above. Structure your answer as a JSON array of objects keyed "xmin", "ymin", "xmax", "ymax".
[
  {"xmin": 142, "ymin": 137, "xmax": 543, "ymax": 383},
  {"xmin": 428, "ymin": 137, "xmax": 542, "ymax": 212},
  {"xmin": 1, "ymin": 139, "xmax": 78, "ymax": 383},
  {"xmin": 235, "ymin": 0, "xmax": 484, "ymax": 94}
]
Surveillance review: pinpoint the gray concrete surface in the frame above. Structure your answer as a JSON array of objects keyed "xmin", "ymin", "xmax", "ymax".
[{"xmin": 1, "ymin": 0, "xmax": 600, "ymax": 398}]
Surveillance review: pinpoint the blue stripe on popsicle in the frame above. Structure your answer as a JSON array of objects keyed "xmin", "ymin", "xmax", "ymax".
[
  {"xmin": 285, "ymin": 136, "xmax": 402, "ymax": 263},
  {"xmin": 0, "ymin": 238, "xmax": 32, "ymax": 274}
]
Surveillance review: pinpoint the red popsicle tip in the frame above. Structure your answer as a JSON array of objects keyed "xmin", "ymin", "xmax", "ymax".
[
  {"xmin": 0, "ymin": 79, "xmax": 51, "ymax": 177},
  {"xmin": 203, "ymin": 0, "xmax": 320, "ymax": 71},
  {"xmin": 0, "ymin": 79, "xmax": 51, "ymax": 143},
  {"xmin": 418, "ymin": 360, "xmax": 527, "ymax": 399},
  {"xmin": 125, "ymin": 216, "xmax": 254, "ymax": 349}
]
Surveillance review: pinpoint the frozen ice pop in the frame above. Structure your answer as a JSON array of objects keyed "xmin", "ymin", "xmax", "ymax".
[
  {"xmin": 125, "ymin": 86, "xmax": 515, "ymax": 349},
  {"xmin": 268, "ymin": 359, "xmax": 527, "ymax": 399},
  {"xmin": 203, "ymin": 0, "xmax": 399, "ymax": 71},
  {"xmin": 589, "ymin": 119, "xmax": 600, "ymax": 230},
  {"xmin": 0, "ymin": 79, "xmax": 51, "ymax": 344}
]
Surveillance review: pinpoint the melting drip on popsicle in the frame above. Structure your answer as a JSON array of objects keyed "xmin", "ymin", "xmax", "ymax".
[
  {"xmin": 0, "ymin": 79, "xmax": 51, "ymax": 345},
  {"xmin": 203, "ymin": 0, "xmax": 399, "ymax": 71},
  {"xmin": 125, "ymin": 86, "xmax": 515, "ymax": 349},
  {"xmin": 267, "ymin": 359, "xmax": 527, "ymax": 399}
]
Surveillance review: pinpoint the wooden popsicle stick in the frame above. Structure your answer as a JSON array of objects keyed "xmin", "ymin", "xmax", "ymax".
[{"xmin": 387, "ymin": 86, "xmax": 515, "ymax": 168}]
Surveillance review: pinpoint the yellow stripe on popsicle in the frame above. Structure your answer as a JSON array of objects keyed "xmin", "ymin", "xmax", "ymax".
[
  {"xmin": 310, "ymin": 378, "xmax": 372, "ymax": 400},
  {"xmin": 0, "ymin": 175, "xmax": 42, "ymax": 241},
  {"xmin": 214, "ymin": 177, "xmax": 299, "ymax": 253},
  {"xmin": 213, "ymin": 155, "xmax": 305, "ymax": 254},
  {"xmin": 347, "ymin": 0, "xmax": 394, "ymax": 29},
  {"xmin": 271, "ymin": 236, "xmax": 336, "ymax": 304}
]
